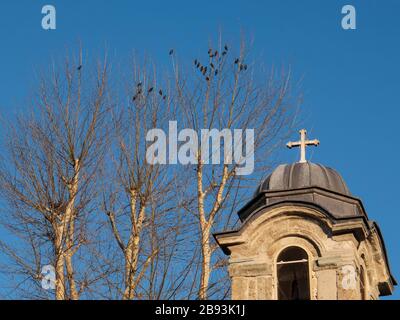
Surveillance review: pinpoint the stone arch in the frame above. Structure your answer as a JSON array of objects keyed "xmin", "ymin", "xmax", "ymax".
[
  {"xmin": 270, "ymin": 236, "xmax": 321, "ymax": 263},
  {"xmin": 241, "ymin": 204, "xmax": 334, "ymax": 236},
  {"xmin": 243, "ymin": 206, "xmax": 331, "ymax": 258}
]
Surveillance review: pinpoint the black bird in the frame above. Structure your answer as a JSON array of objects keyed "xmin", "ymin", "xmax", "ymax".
[
  {"xmin": 234, "ymin": 58, "xmax": 239, "ymax": 64},
  {"xmin": 240, "ymin": 64, "xmax": 244, "ymax": 71},
  {"xmin": 224, "ymin": 44, "xmax": 228, "ymax": 51},
  {"xmin": 137, "ymin": 82, "xmax": 142, "ymax": 87},
  {"xmin": 77, "ymin": 65, "xmax": 82, "ymax": 71},
  {"xmin": 159, "ymin": 89, "xmax": 163, "ymax": 96},
  {"xmin": 194, "ymin": 59, "xmax": 198, "ymax": 66},
  {"xmin": 169, "ymin": 49, "xmax": 174, "ymax": 55},
  {"xmin": 215, "ymin": 69, "xmax": 218, "ymax": 76},
  {"xmin": 197, "ymin": 62, "xmax": 200, "ymax": 68},
  {"xmin": 222, "ymin": 51, "xmax": 227, "ymax": 56},
  {"xmin": 210, "ymin": 63, "xmax": 214, "ymax": 69},
  {"xmin": 133, "ymin": 95, "xmax": 137, "ymax": 101},
  {"xmin": 244, "ymin": 64, "xmax": 248, "ymax": 70},
  {"xmin": 148, "ymin": 87, "xmax": 153, "ymax": 93},
  {"xmin": 163, "ymin": 95, "xmax": 166, "ymax": 100},
  {"xmin": 205, "ymin": 77, "xmax": 209, "ymax": 81}
]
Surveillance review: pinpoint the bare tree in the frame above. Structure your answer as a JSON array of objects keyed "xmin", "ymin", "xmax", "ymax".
[
  {"xmin": 0, "ymin": 36, "xmax": 299, "ymax": 300},
  {"xmin": 100, "ymin": 59, "xmax": 195, "ymax": 300},
  {"xmin": 0, "ymin": 52, "xmax": 110, "ymax": 299},
  {"xmin": 171, "ymin": 38, "xmax": 299, "ymax": 299}
]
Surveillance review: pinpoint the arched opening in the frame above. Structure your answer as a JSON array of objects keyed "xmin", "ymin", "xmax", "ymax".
[{"xmin": 277, "ymin": 246, "xmax": 310, "ymax": 300}]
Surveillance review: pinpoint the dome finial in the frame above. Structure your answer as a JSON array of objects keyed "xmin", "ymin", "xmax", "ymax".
[{"xmin": 286, "ymin": 129, "xmax": 320, "ymax": 163}]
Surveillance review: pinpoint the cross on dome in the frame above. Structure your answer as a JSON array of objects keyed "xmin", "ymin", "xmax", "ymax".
[{"xmin": 286, "ymin": 129, "xmax": 320, "ymax": 163}]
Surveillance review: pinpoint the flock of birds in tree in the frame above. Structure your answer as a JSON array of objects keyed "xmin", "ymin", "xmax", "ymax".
[
  {"xmin": 193, "ymin": 45, "xmax": 248, "ymax": 81},
  {"xmin": 73, "ymin": 61, "xmax": 168, "ymax": 104},
  {"xmin": 130, "ymin": 46, "xmax": 249, "ymax": 103},
  {"xmin": 132, "ymin": 80, "xmax": 167, "ymax": 103}
]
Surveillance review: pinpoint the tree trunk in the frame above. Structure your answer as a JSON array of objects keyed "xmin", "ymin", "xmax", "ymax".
[
  {"xmin": 122, "ymin": 190, "xmax": 146, "ymax": 300},
  {"xmin": 54, "ymin": 228, "xmax": 65, "ymax": 300},
  {"xmin": 199, "ymin": 224, "xmax": 211, "ymax": 300},
  {"xmin": 123, "ymin": 235, "xmax": 140, "ymax": 300},
  {"xmin": 64, "ymin": 159, "xmax": 80, "ymax": 300}
]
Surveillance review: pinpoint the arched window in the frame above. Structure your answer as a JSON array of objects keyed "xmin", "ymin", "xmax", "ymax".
[{"xmin": 277, "ymin": 246, "xmax": 310, "ymax": 300}]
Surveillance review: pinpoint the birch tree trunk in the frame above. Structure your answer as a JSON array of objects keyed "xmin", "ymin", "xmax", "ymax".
[
  {"xmin": 64, "ymin": 159, "xmax": 80, "ymax": 300},
  {"xmin": 54, "ymin": 228, "xmax": 66, "ymax": 300}
]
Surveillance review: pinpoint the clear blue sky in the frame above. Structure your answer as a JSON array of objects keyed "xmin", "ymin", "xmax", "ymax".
[{"xmin": 0, "ymin": 0, "xmax": 399, "ymax": 299}]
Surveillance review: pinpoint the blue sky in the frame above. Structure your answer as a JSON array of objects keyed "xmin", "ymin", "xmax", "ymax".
[{"xmin": 0, "ymin": 0, "xmax": 399, "ymax": 299}]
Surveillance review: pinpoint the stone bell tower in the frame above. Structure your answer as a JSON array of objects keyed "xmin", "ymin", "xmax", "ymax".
[{"xmin": 214, "ymin": 129, "xmax": 396, "ymax": 300}]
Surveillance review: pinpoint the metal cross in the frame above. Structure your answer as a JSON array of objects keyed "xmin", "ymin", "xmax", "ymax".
[{"xmin": 286, "ymin": 129, "xmax": 320, "ymax": 163}]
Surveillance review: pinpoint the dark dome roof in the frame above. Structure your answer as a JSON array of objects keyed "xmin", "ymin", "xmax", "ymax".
[{"xmin": 255, "ymin": 162, "xmax": 351, "ymax": 196}]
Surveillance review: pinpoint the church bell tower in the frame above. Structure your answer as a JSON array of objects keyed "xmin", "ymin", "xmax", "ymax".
[{"xmin": 214, "ymin": 129, "xmax": 396, "ymax": 300}]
